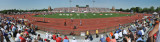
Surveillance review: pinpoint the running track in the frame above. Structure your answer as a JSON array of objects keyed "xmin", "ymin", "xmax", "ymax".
[{"xmin": 6, "ymin": 12, "xmax": 152, "ymax": 35}]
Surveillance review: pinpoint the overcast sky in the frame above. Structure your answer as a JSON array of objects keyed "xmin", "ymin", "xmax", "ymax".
[{"xmin": 0, "ymin": 0, "xmax": 160, "ymax": 10}]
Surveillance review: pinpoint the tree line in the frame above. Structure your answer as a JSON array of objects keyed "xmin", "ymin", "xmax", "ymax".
[
  {"xmin": 0, "ymin": 9, "xmax": 48, "ymax": 14},
  {"xmin": 0, "ymin": 6, "xmax": 160, "ymax": 14},
  {"xmin": 116, "ymin": 6, "xmax": 160, "ymax": 13}
]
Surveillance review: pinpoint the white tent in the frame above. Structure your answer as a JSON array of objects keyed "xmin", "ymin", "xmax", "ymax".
[
  {"xmin": 153, "ymin": 12, "xmax": 158, "ymax": 15},
  {"xmin": 71, "ymin": 11, "xmax": 75, "ymax": 12}
]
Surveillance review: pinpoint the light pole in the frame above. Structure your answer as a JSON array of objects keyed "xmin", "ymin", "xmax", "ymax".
[
  {"xmin": 92, "ymin": 0, "xmax": 95, "ymax": 13},
  {"xmin": 69, "ymin": 0, "xmax": 72, "ymax": 13}
]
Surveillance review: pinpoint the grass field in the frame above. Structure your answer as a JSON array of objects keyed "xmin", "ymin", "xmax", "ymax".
[{"xmin": 34, "ymin": 13, "xmax": 132, "ymax": 19}]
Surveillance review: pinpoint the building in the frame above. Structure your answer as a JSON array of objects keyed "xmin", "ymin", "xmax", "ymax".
[
  {"xmin": 52, "ymin": 5, "xmax": 111, "ymax": 13},
  {"xmin": 48, "ymin": 6, "xmax": 52, "ymax": 11},
  {"xmin": 112, "ymin": 6, "xmax": 115, "ymax": 11}
]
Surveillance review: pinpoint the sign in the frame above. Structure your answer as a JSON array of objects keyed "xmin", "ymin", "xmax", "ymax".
[{"xmin": 81, "ymin": 32, "xmax": 85, "ymax": 36}]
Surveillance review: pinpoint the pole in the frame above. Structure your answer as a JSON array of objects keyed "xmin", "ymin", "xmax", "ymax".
[
  {"xmin": 69, "ymin": 0, "xmax": 72, "ymax": 13},
  {"xmin": 92, "ymin": 0, "xmax": 95, "ymax": 13}
]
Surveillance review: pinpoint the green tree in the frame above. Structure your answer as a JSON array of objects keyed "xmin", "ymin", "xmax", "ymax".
[
  {"xmin": 119, "ymin": 8, "xmax": 123, "ymax": 11},
  {"xmin": 142, "ymin": 8, "xmax": 149, "ymax": 13},
  {"xmin": 149, "ymin": 6, "xmax": 155, "ymax": 13},
  {"xmin": 130, "ymin": 7, "xmax": 136, "ymax": 12},
  {"xmin": 156, "ymin": 7, "xmax": 160, "ymax": 12}
]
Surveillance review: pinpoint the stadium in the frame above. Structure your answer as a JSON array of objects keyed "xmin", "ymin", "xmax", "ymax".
[
  {"xmin": 0, "ymin": 0, "xmax": 160, "ymax": 42},
  {"xmin": 52, "ymin": 5, "xmax": 111, "ymax": 13},
  {"xmin": 7, "ymin": 9, "xmax": 151, "ymax": 35}
]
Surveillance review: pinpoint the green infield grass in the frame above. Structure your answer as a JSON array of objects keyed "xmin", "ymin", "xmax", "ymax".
[{"xmin": 34, "ymin": 13, "xmax": 132, "ymax": 19}]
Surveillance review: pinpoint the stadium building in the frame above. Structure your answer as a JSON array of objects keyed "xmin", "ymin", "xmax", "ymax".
[{"xmin": 52, "ymin": 5, "xmax": 111, "ymax": 13}]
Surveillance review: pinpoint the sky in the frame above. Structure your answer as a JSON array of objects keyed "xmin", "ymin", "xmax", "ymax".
[{"xmin": 0, "ymin": 0, "xmax": 160, "ymax": 10}]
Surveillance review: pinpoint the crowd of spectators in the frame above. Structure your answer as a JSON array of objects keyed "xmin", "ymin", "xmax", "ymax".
[{"xmin": 0, "ymin": 14, "xmax": 159, "ymax": 42}]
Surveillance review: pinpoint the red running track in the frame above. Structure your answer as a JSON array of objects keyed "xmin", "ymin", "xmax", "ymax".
[{"xmin": 6, "ymin": 13, "xmax": 152, "ymax": 35}]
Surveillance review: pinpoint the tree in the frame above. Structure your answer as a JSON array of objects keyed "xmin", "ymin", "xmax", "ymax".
[
  {"xmin": 149, "ymin": 6, "xmax": 155, "ymax": 13},
  {"xmin": 142, "ymin": 8, "xmax": 149, "ymax": 13},
  {"xmin": 119, "ymin": 8, "xmax": 123, "ymax": 11},
  {"xmin": 156, "ymin": 7, "xmax": 160, "ymax": 12},
  {"xmin": 130, "ymin": 7, "xmax": 136, "ymax": 13},
  {"xmin": 135, "ymin": 7, "xmax": 142, "ymax": 13}
]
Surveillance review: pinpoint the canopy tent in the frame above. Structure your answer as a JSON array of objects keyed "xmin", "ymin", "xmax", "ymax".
[{"xmin": 153, "ymin": 12, "xmax": 158, "ymax": 15}]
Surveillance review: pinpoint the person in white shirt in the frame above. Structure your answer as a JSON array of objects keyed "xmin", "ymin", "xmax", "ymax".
[
  {"xmin": 46, "ymin": 32, "xmax": 49, "ymax": 39},
  {"xmin": 49, "ymin": 33, "xmax": 52, "ymax": 39},
  {"xmin": 114, "ymin": 32, "xmax": 119, "ymax": 39},
  {"xmin": 119, "ymin": 31, "xmax": 123, "ymax": 37},
  {"xmin": 71, "ymin": 37, "xmax": 77, "ymax": 42},
  {"xmin": 140, "ymin": 29, "xmax": 144, "ymax": 35},
  {"xmin": 16, "ymin": 32, "xmax": 20, "ymax": 38},
  {"xmin": 123, "ymin": 29, "xmax": 128, "ymax": 35}
]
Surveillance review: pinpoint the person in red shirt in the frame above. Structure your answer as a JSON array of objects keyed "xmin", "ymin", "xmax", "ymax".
[
  {"xmin": 110, "ymin": 32, "xmax": 113, "ymax": 36},
  {"xmin": 56, "ymin": 37, "xmax": 62, "ymax": 42},
  {"xmin": 19, "ymin": 35, "xmax": 26, "ymax": 42},
  {"xmin": 24, "ymin": 29, "xmax": 29, "ymax": 35},
  {"xmin": 11, "ymin": 24, "xmax": 14, "ymax": 29},
  {"xmin": 106, "ymin": 35, "xmax": 111, "ymax": 42},
  {"xmin": 53, "ymin": 34, "xmax": 56, "ymax": 40},
  {"xmin": 63, "ymin": 35, "xmax": 69, "ymax": 40}
]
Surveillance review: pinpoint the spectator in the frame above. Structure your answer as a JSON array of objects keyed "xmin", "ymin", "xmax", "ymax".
[
  {"xmin": 111, "ymin": 35, "xmax": 116, "ymax": 42},
  {"xmin": 114, "ymin": 31, "xmax": 119, "ymax": 40},
  {"xmin": 56, "ymin": 35, "xmax": 62, "ymax": 42},
  {"xmin": 100, "ymin": 35, "xmax": 105, "ymax": 42},
  {"xmin": 106, "ymin": 34, "xmax": 111, "ymax": 42},
  {"xmin": 46, "ymin": 32, "xmax": 49, "ymax": 39},
  {"xmin": 16, "ymin": 31, "xmax": 21, "ymax": 38},
  {"xmin": 125, "ymin": 35, "xmax": 131, "ymax": 42},
  {"xmin": 89, "ymin": 34, "xmax": 93, "ymax": 41},
  {"xmin": 37, "ymin": 34, "xmax": 42, "ymax": 41},
  {"xmin": 123, "ymin": 29, "xmax": 128, "ymax": 35},
  {"xmin": 19, "ymin": 34, "xmax": 26, "ymax": 42},
  {"xmin": 110, "ymin": 32, "xmax": 113, "ymax": 36},
  {"xmin": 63, "ymin": 38, "xmax": 69, "ymax": 42},
  {"xmin": 3, "ymin": 30, "xmax": 10, "ymax": 42},
  {"xmin": 149, "ymin": 20, "xmax": 160, "ymax": 42},
  {"xmin": 0, "ymin": 30, "xmax": 4, "ymax": 42},
  {"xmin": 63, "ymin": 35, "xmax": 69, "ymax": 40},
  {"xmin": 53, "ymin": 33, "xmax": 56, "ymax": 40},
  {"xmin": 136, "ymin": 35, "xmax": 143, "ymax": 42},
  {"xmin": 119, "ymin": 30, "xmax": 123, "ymax": 37},
  {"xmin": 96, "ymin": 34, "xmax": 99, "ymax": 38},
  {"xmin": 26, "ymin": 36, "xmax": 32, "ymax": 42}
]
